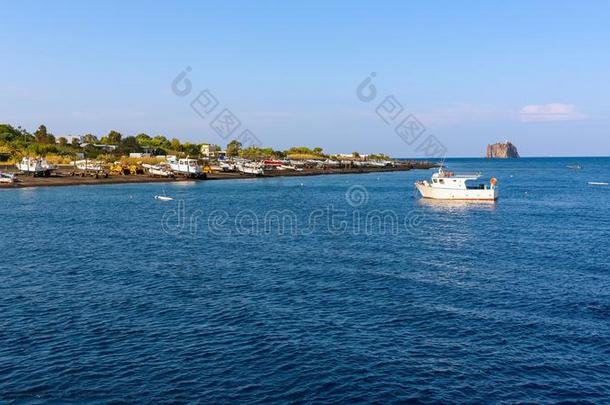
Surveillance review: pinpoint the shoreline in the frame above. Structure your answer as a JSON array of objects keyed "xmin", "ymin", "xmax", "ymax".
[{"xmin": 1, "ymin": 163, "xmax": 436, "ymax": 189}]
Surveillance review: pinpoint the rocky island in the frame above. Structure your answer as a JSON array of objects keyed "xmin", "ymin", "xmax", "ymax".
[{"xmin": 486, "ymin": 141, "xmax": 520, "ymax": 158}]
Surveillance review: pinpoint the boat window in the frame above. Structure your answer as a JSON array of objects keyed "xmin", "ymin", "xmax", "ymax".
[
  {"xmin": 433, "ymin": 179, "xmax": 438, "ymax": 183},
  {"xmin": 439, "ymin": 179, "xmax": 444, "ymax": 184}
]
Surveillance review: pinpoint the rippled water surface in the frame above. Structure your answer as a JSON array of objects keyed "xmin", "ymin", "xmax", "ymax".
[{"xmin": 2, "ymin": 157, "xmax": 610, "ymax": 403}]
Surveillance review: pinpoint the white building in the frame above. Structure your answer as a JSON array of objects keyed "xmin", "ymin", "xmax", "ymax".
[{"xmin": 200, "ymin": 143, "xmax": 219, "ymax": 158}]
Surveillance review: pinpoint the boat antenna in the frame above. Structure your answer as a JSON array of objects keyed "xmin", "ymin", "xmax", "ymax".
[{"xmin": 439, "ymin": 153, "xmax": 447, "ymax": 172}]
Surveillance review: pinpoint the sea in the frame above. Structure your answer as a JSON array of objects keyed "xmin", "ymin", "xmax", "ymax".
[{"xmin": 1, "ymin": 157, "xmax": 609, "ymax": 403}]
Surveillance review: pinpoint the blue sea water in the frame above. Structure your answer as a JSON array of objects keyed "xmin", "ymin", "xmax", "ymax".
[{"xmin": 1, "ymin": 157, "xmax": 610, "ymax": 403}]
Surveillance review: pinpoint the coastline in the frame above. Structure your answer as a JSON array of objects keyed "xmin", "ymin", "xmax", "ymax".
[{"xmin": 0, "ymin": 162, "xmax": 435, "ymax": 189}]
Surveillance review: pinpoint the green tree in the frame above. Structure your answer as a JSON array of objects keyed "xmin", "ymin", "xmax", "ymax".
[
  {"xmin": 226, "ymin": 140, "xmax": 242, "ymax": 157},
  {"xmin": 152, "ymin": 135, "xmax": 170, "ymax": 149},
  {"xmin": 83, "ymin": 144, "xmax": 101, "ymax": 158},
  {"xmin": 82, "ymin": 134, "xmax": 98, "ymax": 144},
  {"xmin": 58, "ymin": 137, "xmax": 68, "ymax": 146},
  {"xmin": 106, "ymin": 130, "xmax": 123, "ymax": 145},
  {"xmin": 135, "ymin": 133, "xmax": 152, "ymax": 145},
  {"xmin": 34, "ymin": 125, "xmax": 47, "ymax": 142},
  {"xmin": 170, "ymin": 138, "xmax": 182, "ymax": 151},
  {"xmin": 118, "ymin": 136, "xmax": 141, "ymax": 154},
  {"xmin": 34, "ymin": 125, "xmax": 52, "ymax": 143},
  {"xmin": 0, "ymin": 124, "xmax": 22, "ymax": 143},
  {"xmin": 284, "ymin": 146, "xmax": 326, "ymax": 159},
  {"xmin": 240, "ymin": 146, "xmax": 275, "ymax": 160},
  {"xmin": 368, "ymin": 153, "xmax": 391, "ymax": 160},
  {"xmin": 181, "ymin": 142, "xmax": 200, "ymax": 156}
]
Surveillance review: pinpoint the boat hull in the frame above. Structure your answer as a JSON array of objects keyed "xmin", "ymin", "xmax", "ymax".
[
  {"xmin": 149, "ymin": 168, "xmax": 174, "ymax": 177},
  {"xmin": 415, "ymin": 182, "xmax": 498, "ymax": 201}
]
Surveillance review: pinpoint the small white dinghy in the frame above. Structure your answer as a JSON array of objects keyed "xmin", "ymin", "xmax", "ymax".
[
  {"xmin": 154, "ymin": 188, "xmax": 174, "ymax": 201},
  {"xmin": 588, "ymin": 182, "xmax": 609, "ymax": 186}
]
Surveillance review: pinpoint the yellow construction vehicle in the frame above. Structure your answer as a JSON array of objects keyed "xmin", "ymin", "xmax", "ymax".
[
  {"xmin": 109, "ymin": 162, "xmax": 131, "ymax": 176},
  {"xmin": 129, "ymin": 163, "xmax": 144, "ymax": 175},
  {"xmin": 109, "ymin": 161, "xmax": 146, "ymax": 176},
  {"xmin": 203, "ymin": 164, "xmax": 213, "ymax": 174}
]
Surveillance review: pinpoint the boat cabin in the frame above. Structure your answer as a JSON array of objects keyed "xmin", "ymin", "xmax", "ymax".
[{"xmin": 430, "ymin": 169, "xmax": 491, "ymax": 190}]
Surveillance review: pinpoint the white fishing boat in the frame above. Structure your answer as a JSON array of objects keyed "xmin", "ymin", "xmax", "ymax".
[
  {"xmin": 219, "ymin": 161, "xmax": 235, "ymax": 172},
  {"xmin": 0, "ymin": 171, "xmax": 16, "ymax": 184},
  {"xmin": 167, "ymin": 156, "xmax": 203, "ymax": 178},
  {"xmin": 415, "ymin": 167, "xmax": 498, "ymax": 201},
  {"xmin": 567, "ymin": 164, "xmax": 582, "ymax": 170},
  {"xmin": 236, "ymin": 161, "xmax": 264, "ymax": 176},
  {"xmin": 588, "ymin": 181, "xmax": 608, "ymax": 186},
  {"xmin": 277, "ymin": 160, "xmax": 303, "ymax": 171},
  {"xmin": 323, "ymin": 159, "xmax": 341, "ymax": 168},
  {"xmin": 280, "ymin": 164, "xmax": 303, "ymax": 172},
  {"xmin": 16, "ymin": 157, "xmax": 56, "ymax": 176},
  {"xmin": 262, "ymin": 159, "xmax": 282, "ymax": 170},
  {"xmin": 262, "ymin": 160, "xmax": 300, "ymax": 171},
  {"xmin": 290, "ymin": 160, "xmax": 306, "ymax": 169},
  {"xmin": 74, "ymin": 159, "xmax": 105, "ymax": 172},
  {"xmin": 306, "ymin": 159, "xmax": 325, "ymax": 168},
  {"xmin": 142, "ymin": 163, "xmax": 174, "ymax": 177}
]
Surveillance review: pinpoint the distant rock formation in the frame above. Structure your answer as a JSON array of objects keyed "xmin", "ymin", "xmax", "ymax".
[{"xmin": 486, "ymin": 141, "xmax": 520, "ymax": 158}]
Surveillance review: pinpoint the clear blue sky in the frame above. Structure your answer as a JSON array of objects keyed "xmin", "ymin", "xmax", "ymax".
[{"xmin": 2, "ymin": 0, "xmax": 609, "ymax": 156}]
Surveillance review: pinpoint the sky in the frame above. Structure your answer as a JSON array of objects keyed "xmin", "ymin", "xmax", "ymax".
[{"xmin": 1, "ymin": 0, "xmax": 609, "ymax": 157}]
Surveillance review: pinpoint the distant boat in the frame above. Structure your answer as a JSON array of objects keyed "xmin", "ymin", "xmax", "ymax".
[
  {"xmin": 588, "ymin": 181, "xmax": 608, "ymax": 186},
  {"xmin": 155, "ymin": 188, "xmax": 174, "ymax": 201},
  {"xmin": 566, "ymin": 165, "xmax": 582, "ymax": 170}
]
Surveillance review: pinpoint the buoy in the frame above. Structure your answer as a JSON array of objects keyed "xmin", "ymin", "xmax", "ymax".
[{"xmin": 490, "ymin": 177, "xmax": 498, "ymax": 186}]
